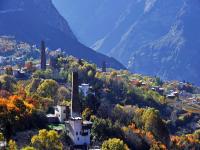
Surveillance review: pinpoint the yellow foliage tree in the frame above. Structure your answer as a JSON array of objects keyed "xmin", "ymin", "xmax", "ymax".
[
  {"xmin": 8, "ymin": 140, "xmax": 18, "ymax": 150},
  {"xmin": 31, "ymin": 129, "xmax": 63, "ymax": 150},
  {"xmin": 102, "ymin": 138, "xmax": 129, "ymax": 150}
]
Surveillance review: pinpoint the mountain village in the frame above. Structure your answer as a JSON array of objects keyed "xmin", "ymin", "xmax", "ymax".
[{"xmin": 0, "ymin": 39, "xmax": 200, "ymax": 149}]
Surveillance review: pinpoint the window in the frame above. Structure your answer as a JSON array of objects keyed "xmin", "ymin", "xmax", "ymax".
[
  {"xmin": 76, "ymin": 132, "xmax": 78, "ymax": 135},
  {"xmin": 77, "ymin": 137, "xmax": 79, "ymax": 141}
]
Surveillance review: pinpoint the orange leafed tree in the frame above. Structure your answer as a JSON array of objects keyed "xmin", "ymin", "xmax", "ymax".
[{"xmin": 0, "ymin": 94, "xmax": 35, "ymax": 138}]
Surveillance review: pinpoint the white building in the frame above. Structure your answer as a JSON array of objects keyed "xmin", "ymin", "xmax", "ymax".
[
  {"xmin": 79, "ymin": 83, "xmax": 90, "ymax": 97},
  {"xmin": 0, "ymin": 68, "xmax": 5, "ymax": 75},
  {"xmin": 46, "ymin": 105, "xmax": 68, "ymax": 124},
  {"xmin": 54, "ymin": 105, "xmax": 67, "ymax": 123},
  {"xmin": 0, "ymin": 141, "xmax": 7, "ymax": 150},
  {"xmin": 66, "ymin": 72, "xmax": 92, "ymax": 148},
  {"xmin": 67, "ymin": 117, "xmax": 92, "ymax": 146}
]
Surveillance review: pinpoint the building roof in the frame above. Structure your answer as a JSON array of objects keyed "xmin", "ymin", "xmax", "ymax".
[
  {"xmin": 83, "ymin": 120, "xmax": 93, "ymax": 125},
  {"xmin": 46, "ymin": 114, "xmax": 57, "ymax": 118},
  {"xmin": 70, "ymin": 117, "xmax": 82, "ymax": 120},
  {"xmin": 48, "ymin": 124, "xmax": 65, "ymax": 131}
]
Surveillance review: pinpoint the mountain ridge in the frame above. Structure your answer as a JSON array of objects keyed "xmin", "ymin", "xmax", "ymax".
[
  {"xmin": 0, "ymin": 0, "xmax": 125, "ymax": 69},
  {"xmin": 53, "ymin": 0, "xmax": 200, "ymax": 85}
]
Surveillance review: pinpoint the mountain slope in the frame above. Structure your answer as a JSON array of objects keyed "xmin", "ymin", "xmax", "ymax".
[
  {"xmin": 0, "ymin": 0, "xmax": 125, "ymax": 69},
  {"xmin": 53, "ymin": 0, "xmax": 200, "ymax": 84}
]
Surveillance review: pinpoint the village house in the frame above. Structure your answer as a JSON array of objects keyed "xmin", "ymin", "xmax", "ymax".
[
  {"xmin": 46, "ymin": 105, "xmax": 69, "ymax": 124},
  {"xmin": 79, "ymin": 83, "xmax": 91, "ymax": 97},
  {"xmin": 54, "ymin": 105, "xmax": 68, "ymax": 123},
  {"xmin": 0, "ymin": 68, "xmax": 5, "ymax": 75},
  {"xmin": 0, "ymin": 140, "xmax": 7, "ymax": 150}
]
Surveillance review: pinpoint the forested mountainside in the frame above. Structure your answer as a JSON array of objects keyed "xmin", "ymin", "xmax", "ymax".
[
  {"xmin": 0, "ymin": 0, "xmax": 125, "ymax": 69},
  {"xmin": 54, "ymin": 0, "xmax": 200, "ymax": 85},
  {"xmin": 0, "ymin": 54, "xmax": 200, "ymax": 149}
]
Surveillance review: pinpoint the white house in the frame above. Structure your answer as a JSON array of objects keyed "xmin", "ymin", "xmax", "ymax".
[
  {"xmin": 0, "ymin": 68, "xmax": 5, "ymax": 75},
  {"xmin": 66, "ymin": 118, "xmax": 92, "ymax": 146},
  {"xmin": 54, "ymin": 105, "xmax": 67, "ymax": 123},
  {"xmin": 79, "ymin": 83, "xmax": 90, "ymax": 97},
  {"xmin": 46, "ymin": 105, "xmax": 68, "ymax": 124},
  {"xmin": 0, "ymin": 141, "xmax": 7, "ymax": 150},
  {"xmin": 66, "ymin": 72, "xmax": 92, "ymax": 148}
]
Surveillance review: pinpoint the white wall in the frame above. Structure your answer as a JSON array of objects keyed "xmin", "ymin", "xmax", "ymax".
[
  {"xmin": 55, "ymin": 105, "xmax": 67, "ymax": 123},
  {"xmin": 69, "ymin": 119, "xmax": 91, "ymax": 145}
]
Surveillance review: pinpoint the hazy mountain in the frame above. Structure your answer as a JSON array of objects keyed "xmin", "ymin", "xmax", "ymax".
[
  {"xmin": 0, "ymin": 0, "xmax": 125, "ymax": 69},
  {"xmin": 53, "ymin": 0, "xmax": 200, "ymax": 84}
]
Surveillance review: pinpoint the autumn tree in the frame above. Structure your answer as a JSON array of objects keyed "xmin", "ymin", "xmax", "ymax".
[
  {"xmin": 37, "ymin": 79, "xmax": 59, "ymax": 99},
  {"xmin": 91, "ymin": 117, "xmax": 122, "ymax": 142},
  {"xmin": 21, "ymin": 146, "xmax": 36, "ymax": 150},
  {"xmin": 170, "ymin": 130, "xmax": 200, "ymax": 150},
  {"xmin": 8, "ymin": 140, "xmax": 18, "ymax": 150},
  {"xmin": 0, "ymin": 75, "xmax": 16, "ymax": 92},
  {"xmin": 82, "ymin": 108, "xmax": 93, "ymax": 121},
  {"xmin": 111, "ymin": 104, "xmax": 134, "ymax": 126},
  {"xmin": 26, "ymin": 78, "xmax": 41, "ymax": 95},
  {"xmin": 31, "ymin": 129, "xmax": 63, "ymax": 150},
  {"xmin": 55, "ymin": 86, "xmax": 70, "ymax": 103},
  {"xmin": 0, "ymin": 132, "xmax": 4, "ymax": 141},
  {"xmin": 102, "ymin": 138, "xmax": 129, "ymax": 150},
  {"xmin": 0, "ymin": 95, "xmax": 34, "ymax": 138},
  {"xmin": 141, "ymin": 108, "xmax": 170, "ymax": 146}
]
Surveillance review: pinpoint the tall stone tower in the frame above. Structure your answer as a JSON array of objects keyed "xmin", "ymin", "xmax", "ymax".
[
  {"xmin": 66, "ymin": 72, "xmax": 92, "ymax": 147},
  {"xmin": 71, "ymin": 72, "xmax": 81, "ymax": 118},
  {"xmin": 102, "ymin": 61, "xmax": 106, "ymax": 72},
  {"xmin": 40, "ymin": 40, "xmax": 46, "ymax": 70}
]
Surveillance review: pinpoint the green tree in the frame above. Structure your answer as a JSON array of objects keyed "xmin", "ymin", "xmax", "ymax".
[
  {"xmin": 56, "ymin": 86, "xmax": 70, "ymax": 103},
  {"xmin": 91, "ymin": 117, "xmax": 122, "ymax": 142},
  {"xmin": 102, "ymin": 138, "xmax": 129, "ymax": 150},
  {"xmin": 0, "ymin": 132, "xmax": 4, "ymax": 141},
  {"xmin": 33, "ymin": 69, "xmax": 53, "ymax": 79},
  {"xmin": 31, "ymin": 129, "xmax": 63, "ymax": 150},
  {"xmin": 194, "ymin": 130, "xmax": 200, "ymax": 139},
  {"xmin": 91, "ymin": 118, "xmax": 113, "ymax": 141},
  {"xmin": 59, "ymin": 69, "xmax": 68, "ymax": 80},
  {"xmin": 142, "ymin": 108, "xmax": 170, "ymax": 146},
  {"xmin": 88, "ymin": 70, "xmax": 94, "ymax": 78},
  {"xmin": 0, "ymin": 75, "xmax": 16, "ymax": 92},
  {"xmin": 26, "ymin": 78, "xmax": 41, "ymax": 95},
  {"xmin": 82, "ymin": 108, "xmax": 93, "ymax": 121},
  {"xmin": 37, "ymin": 79, "xmax": 59, "ymax": 99},
  {"xmin": 111, "ymin": 104, "xmax": 134, "ymax": 126}
]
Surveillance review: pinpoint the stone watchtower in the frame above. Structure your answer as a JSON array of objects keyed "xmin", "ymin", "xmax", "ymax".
[
  {"xmin": 66, "ymin": 72, "xmax": 92, "ymax": 148},
  {"xmin": 102, "ymin": 61, "xmax": 106, "ymax": 72},
  {"xmin": 71, "ymin": 72, "xmax": 81, "ymax": 117},
  {"xmin": 40, "ymin": 40, "xmax": 46, "ymax": 70}
]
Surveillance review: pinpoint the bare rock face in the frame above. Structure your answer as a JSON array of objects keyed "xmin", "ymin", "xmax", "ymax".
[
  {"xmin": 56, "ymin": 0, "xmax": 200, "ymax": 84},
  {"xmin": 0, "ymin": 0, "xmax": 125, "ymax": 69}
]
